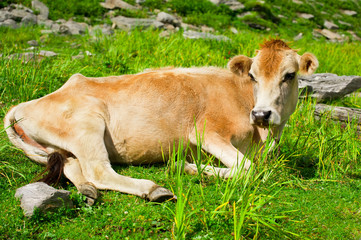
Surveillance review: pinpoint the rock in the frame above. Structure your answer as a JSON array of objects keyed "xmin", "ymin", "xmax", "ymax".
[
  {"xmin": 292, "ymin": 0, "xmax": 303, "ymax": 4},
  {"xmin": 0, "ymin": 19, "xmax": 19, "ymax": 29},
  {"xmin": 31, "ymin": 0, "xmax": 49, "ymax": 20},
  {"xmin": 0, "ymin": 10, "xmax": 12, "ymax": 22},
  {"xmin": 314, "ymin": 104, "xmax": 361, "ymax": 132},
  {"xmin": 27, "ymin": 40, "xmax": 39, "ymax": 46},
  {"xmin": 136, "ymin": 0, "xmax": 146, "ymax": 4},
  {"xmin": 338, "ymin": 20, "xmax": 352, "ymax": 27},
  {"xmin": 181, "ymin": 22, "xmax": 200, "ymax": 31},
  {"xmin": 37, "ymin": 19, "xmax": 54, "ymax": 28},
  {"xmin": 21, "ymin": 14, "xmax": 37, "ymax": 25},
  {"xmin": 100, "ymin": 0, "xmax": 138, "ymax": 10},
  {"xmin": 313, "ymin": 29, "xmax": 343, "ymax": 42},
  {"xmin": 15, "ymin": 182, "xmax": 73, "ymax": 217},
  {"xmin": 297, "ymin": 13, "xmax": 314, "ymax": 19},
  {"xmin": 90, "ymin": 24, "xmax": 114, "ymax": 36},
  {"xmin": 210, "ymin": 0, "xmax": 245, "ymax": 11},
  {"xmin": 8, "ymin": 50, "xmax": 58, "ymax": 63},
  {"xmin": 201, "ymin": 25, "xmax": 214, "ymax": 33},
  {"xmin": 298, "ymin": 73, "xmax": 361, "ymax": 101},
  {"xmin": 59, "ymin": 20, "xmax": 88, "ymax": 35},
  {"xmin": 156, "ymin": 12, "xmax": 180, "ymax": 27},
  {"xmin": 294, "ymin": 32, "xmax": 303, "ymax": 41},
  {"xmin": 324, "ymin": 20, "xmax": 338, "ymax": 30},
  {"xmin": 230, "ymin": 27, "xmax": 238, "ymax": 34},
  {"xmin": 341, "ymin": 10, "xmax": 357, "ymax": 16},
  {"xmin": 9, "ymin": 8, "xmax": 34, "ymax": 22},
  {"xmin": 183, "ymin": 30, "xmax": 230, "ymax": 41},
  {"xmin": 111, "ymin": 16, "xmax": 164, "ymax": 31},
  {"xmin": 347, "ymin": 30, "xmax": 361, "ymax": 41},
  {"xmin": 246, "ymin": 22, "xmax": 266, "ymax": 30},
  {"xmin": 159, "ymin": 30, "xmax": 171, "ymax": 38},
  {"xmin": 41, "ymin": 29, "xmax": 53, "ymax": 34},
  {"xmin": 237, "ymin": 11, "xmax": 252, "ymax": 18}
]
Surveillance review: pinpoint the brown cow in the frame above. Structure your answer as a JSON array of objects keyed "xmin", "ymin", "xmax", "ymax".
[{"xmin": 4, "ymin": 39, "xmax": 318, "ymax": 204}]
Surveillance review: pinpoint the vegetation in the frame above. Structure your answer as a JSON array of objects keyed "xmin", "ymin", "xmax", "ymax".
[{"xmin": 0, "ymin": 0, "xmax": 361, "ymax": 239}]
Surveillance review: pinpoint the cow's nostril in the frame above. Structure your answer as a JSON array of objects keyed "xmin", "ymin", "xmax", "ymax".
[{"xmin": 263, "ymin": 111, "xmax": 271, "ymax": 120}]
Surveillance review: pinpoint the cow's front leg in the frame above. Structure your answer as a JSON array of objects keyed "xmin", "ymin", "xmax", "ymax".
[
  {"xmin": 66, "ymin": 118, "xmax": 174, "ymax": 202},
  {"xmin": 188, "ymin": 132, "xmax": 252, "ymax": 178}
]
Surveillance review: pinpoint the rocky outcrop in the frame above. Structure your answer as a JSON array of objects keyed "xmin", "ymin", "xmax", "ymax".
[
  {"xmin": 100, "ymin": 0, "xmax": 138, "ymax": 10},
  {"xmin": 111, "ymin": 15, "xmax": 163, "ymax": 31},
  {"xmin": 15, "ymin": 182, "xmax": 73, "ymax": 217},
  {"xmin": 183, "ymin": 30, "xmax": 230, "ymax": 41},
  {"xmin": 298, "ymin": 73, "xmax": 361, "ymax": 101}
]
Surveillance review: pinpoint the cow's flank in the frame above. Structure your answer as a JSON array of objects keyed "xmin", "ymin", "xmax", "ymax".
[{"xmin": 4, "ymin": 39, "xmax": 318, "ymax": 204}]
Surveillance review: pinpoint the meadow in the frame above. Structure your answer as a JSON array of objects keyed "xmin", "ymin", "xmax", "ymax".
[{"xmin": 0, "ymin": 7, "xmax": 361, "ymax": 240}]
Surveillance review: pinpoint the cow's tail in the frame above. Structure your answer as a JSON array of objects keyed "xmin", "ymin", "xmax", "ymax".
[{"xmin": 4, "ymin": 105, "xmax": 66, "ymax": 186}]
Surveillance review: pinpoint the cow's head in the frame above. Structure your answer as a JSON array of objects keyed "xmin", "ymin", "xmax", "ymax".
[{"xmin": 228, "ymin": 39, "xmax": 318, "ymax": 130}]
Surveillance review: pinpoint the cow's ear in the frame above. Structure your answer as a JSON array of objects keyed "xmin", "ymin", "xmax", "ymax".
[
  {"xmin": 299, "ymin": 52, "xmax": 318, "ymax": 75},
  {"xmin": 227, "ymin": 55, "xmax": 253, "ymax": 76}
]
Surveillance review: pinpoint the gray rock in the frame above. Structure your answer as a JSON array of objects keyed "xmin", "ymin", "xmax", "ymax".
[
  {"xmin": 15, "ymin": 182, "xmax": 73, "ymax": 217},
  {"xmin": 313, "ymin": 29, "xmax": 344, "ymax": 42},
  {"xmin": 9, "ymin": 9, "xmax": 33, "ymax": 21},
  {"xmin": 156, "ymin": 12, "xmax": 180, "ymax": 27},
  {"xmin": 292, "ymin": 0, "xmax": 303, "ymax": 4},
  {"xmin": 338, "ymin": 20, "xmax": 352, "ymax": 27},
  {"xmin": 100, "ymin": 0, "xmax": 138, "ymax": 10},
  {"xmin": 90, "ymin": 24, "xmax": 114, "ymax": 36},
  {"xmin": 8, "ymin": 50, "xmax": 58, "ymax": 63},
  {"xmin": 294, "ymin": 32, "xmax": 303, "ymax": 41},
  {"xmin": 31, "ymin": 0, "xmax": 49, "ymax": 20},
  {"xmin": 297, "ymin": 13, "xmax": 314, "ymax": 19},
  {"xmin": 37, "ymin": 19, "xmax": 54, "ymax": 28},
  {"xmin": 183, "ymin": 30, "xmax": 230, "ymax": 41},
  {"xmin": 324, "ymin": 20, "xmax": 338, "ymax": 30},
  {"xmin": 298, "ymin": 73, "xmax": 361, "ymax": 101},
  {"xmin": 210, "ymin": 0, "xmax": 245, "ymax": 11},
  {"xmin": 111, "ymin": 16, "xmax": 164, "ymax": 31},
  {"xmin": 0, "ymin": 19, "xmax": 19, "ymax": 29},
  {"xmin": 41, "ymin": 29, "xmax": 54, "ymax": 34},
  {"xmin": 347, "ymin": 30, "xmax": 361, "ymax": 41},
  {"xmin": 0, "ymin": 10, "xmax": 12, "ymax": 22},
  {"xmin": 230, "ymin": 27, "xmax": 238, "ymax": 34},
  {"xmin": 27, "ymin": 40, "xmax": 39, "ymax": 46},
  {"xmin": 341, "ymin": 10, "xmax": 357, "ymax": 16},
  {"xmin": 59, "ymin": 21, "xmax": 88, "ymax": 35},
  {"xmin": 21, "ymin": 14, "xmax": 37, "ymax": 25}
]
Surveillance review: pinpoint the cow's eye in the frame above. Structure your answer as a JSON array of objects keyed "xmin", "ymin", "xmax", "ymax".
[
  {"xmin": 248, "ymin": 73, "xmax": 256, "ymax": 82},
  {"xmin": 284, "ymin": 72, "xmax": 296, "ymax": 82}
]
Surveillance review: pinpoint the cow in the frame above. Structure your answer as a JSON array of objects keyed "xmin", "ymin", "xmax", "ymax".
[{"xmin": 4, "ymin": 39, "xmax": 318, "ymax": 204}]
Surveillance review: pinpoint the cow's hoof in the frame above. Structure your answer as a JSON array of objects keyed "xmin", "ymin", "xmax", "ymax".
[
  {"xmin": 148, "ymin": 186, "xmax": 176, "ymax": 202},
  {"xmin": 79, "ymin": 182, "xmax": 99, "ymax": 206}
]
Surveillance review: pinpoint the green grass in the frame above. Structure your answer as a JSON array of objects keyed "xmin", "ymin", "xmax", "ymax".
[{"xmin": 0, "ymin": 22, "xmax": 360, "ymax": 239}]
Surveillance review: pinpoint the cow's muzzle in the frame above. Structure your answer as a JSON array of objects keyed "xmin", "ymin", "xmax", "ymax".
[{"xmin": 251, "ymin": 110, "xmax": 272, "ymax": 127}]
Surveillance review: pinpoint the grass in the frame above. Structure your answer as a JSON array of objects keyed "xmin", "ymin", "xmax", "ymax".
[{"xmin": 0, "ymin": 15, "xmax": 361, "ymax": 240}]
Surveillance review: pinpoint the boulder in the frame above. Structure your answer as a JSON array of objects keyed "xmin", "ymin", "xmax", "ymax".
[
  {"xmin": 8, "ymin": 50, "xmax": 58, "ymax": 63},
  {"xmin": 314, "ymin": 104, "xmax": 361, "ymax": 132},
  {"xmin": 15, "ymin": 182, "xmax": 73, "ymax": 217},
  {"xmin": 297, "ymin": 13, "xmax": 314, "ymax": 19},
  {"xmin": 324, "ymin": 20, "xmax": 338, "ymax": 30},
  {"xmin": 100, "ymin": 0, "xmax": 138, "ymax": 10},
  {"xmin": 0, "ymin": 19, "xmax": 18, "ymax": 29},
  {"xmin": 27, "ymin": 40, "xmax": 39, "ymax": 46},
  {"xmin": 183, "ymin": 30, "xmax": 230, "ymax": 41},
  {"xmin": 313, "ymin": 29, "xmax": 343, "ymax": 42},
  {"xmin": 298, "ymin": 73, "xmax": 361, "ymax": 101},
  {"xmin": 0, "ymin": 10, "xmax": 12, "ymax": 22},
  {"xmin": 341, "ymin": 10, "xmax": 357, "ymax": 16},
  {"xmin": 210, "ymin": 0, "xmax": 245, "ymax": 11},
  {"xmin": 59, "ymin": 20, "xmax": 88, "ymax": 35},
  {"xmin": 90, "ymin": 24, "xmax": 114, "ymax": 36},
  {"xmin": 21, "ymin": 14, "xmax": 37, "ymax": 25},
  {"xmin": 156, "ymin": 12, "xmax": 180, "ymax": 27},
  {"xmin": 111, "ymin": 16, "xmax": 164, "ymax": 31},
  {"xmin": 31, "ymin": 0, "xmax": 49, "ymax": 20}
]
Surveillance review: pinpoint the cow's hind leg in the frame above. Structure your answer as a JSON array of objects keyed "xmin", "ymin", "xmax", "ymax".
[
  {"xmin": 63, "ymin": 157, "xmax": 99, "ymax": 205},
  {"xmin": 66, "ymin": 116, "xmax": 174, "ymax": 202}
]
